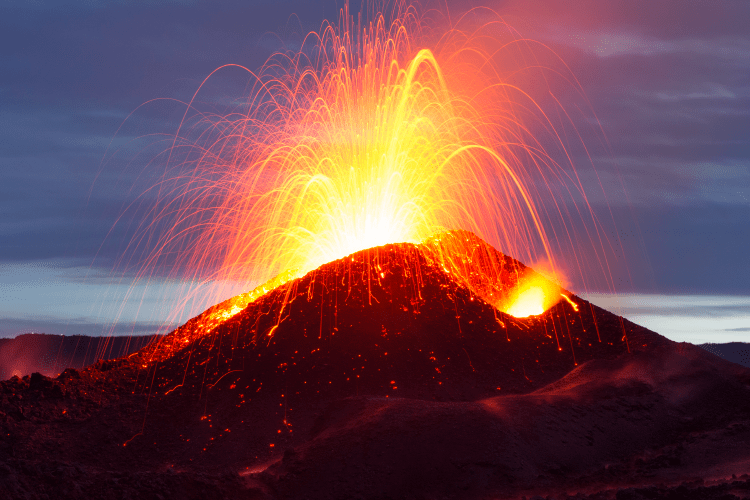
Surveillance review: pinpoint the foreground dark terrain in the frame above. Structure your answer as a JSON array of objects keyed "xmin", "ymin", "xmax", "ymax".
[{"xmin": 2, "ymin": 233, "xmax": 749, "ymax": 499}]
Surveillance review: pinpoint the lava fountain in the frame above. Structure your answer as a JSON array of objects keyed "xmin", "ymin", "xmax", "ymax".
[{"xmin": 111, "ymin": 1, "xmax": 613, "ymax": 344}]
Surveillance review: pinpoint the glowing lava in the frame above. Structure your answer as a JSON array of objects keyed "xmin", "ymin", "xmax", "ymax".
[
  {"xmin": 506, "ymin": 287, "xmax": 545, "ymax": 318},
  {"xmin": 118, "ymin": 1, "xmax": 614, "ymax": 336},
  {"xmin": 202, "ymin": 8, "xmax": 552, "ymax": 284},
  {"xmin": 501, "ymin": 267, "xmax": 570, "ymax": 318}
]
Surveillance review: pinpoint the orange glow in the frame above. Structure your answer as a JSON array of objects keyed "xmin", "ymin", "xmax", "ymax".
[
  {"xmin": 201, "ymin": 15, "xmax": 553, "ymax": 283},
  {"xmin": 506, "ymin": 287, "xmax": 545, "ymax": 318},
  {"xmin": 118, "ymin": 1, "xmax": 616, "ymax": 345},
  {"xmin": 502, "ymin": 268, "xmax": 566, "ymax": 318}
]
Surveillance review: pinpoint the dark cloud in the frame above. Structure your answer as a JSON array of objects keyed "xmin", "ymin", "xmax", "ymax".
[
  {"xmin": 0, "ymin": 0, "xmax": 345, "ymax": 270},
  {"xmin": 632, "ymin": 203, "xmax": 750, "ymax": 294},
  {"xmin": 488, "ymin": 0, "xmax": 750, "ymax": 40},
  {"xmin": 0, "ymin": 1, "xmax": 336, "ymax": 109}
]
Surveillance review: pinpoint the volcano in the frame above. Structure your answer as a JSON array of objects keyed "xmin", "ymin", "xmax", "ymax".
[{"xmin": 2, "ymin": 232, "xmax": 749, "ymax": 499}]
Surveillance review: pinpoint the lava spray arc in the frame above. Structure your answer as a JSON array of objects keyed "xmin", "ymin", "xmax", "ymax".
[{"xmin": 110, "ymin": 1, "xmax": 616, "ymax": 341}]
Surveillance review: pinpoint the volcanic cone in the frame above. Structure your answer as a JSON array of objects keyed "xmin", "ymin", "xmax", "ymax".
[{"xmin": 2, "ymin": 232, "xmax": 748, "ymax": 500}]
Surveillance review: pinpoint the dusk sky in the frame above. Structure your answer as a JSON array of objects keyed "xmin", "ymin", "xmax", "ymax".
[{"xmin": 1, "ymin": 0, "xmax": 749, "ymax": 344}]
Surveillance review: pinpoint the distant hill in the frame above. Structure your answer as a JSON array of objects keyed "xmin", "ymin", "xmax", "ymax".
[
  {"xmin": 0, "ymin": 333, "xmax": 159, "ymax": 380},
  {"xmin": 2, "ymin": 336, "xmax": 746, "ymax": 381},
  {"xmin": 699, "ymin": 342, "xmax": 750, "ymax": 368}
]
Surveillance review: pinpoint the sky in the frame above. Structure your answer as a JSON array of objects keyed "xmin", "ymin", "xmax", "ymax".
[{"xmin": 1, "ymin": 0, "xmax": 749, "ymax": 344}]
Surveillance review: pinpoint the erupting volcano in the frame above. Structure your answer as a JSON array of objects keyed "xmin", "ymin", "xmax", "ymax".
[
  {"xmin": 138, "ymin": 230, "xmax": 629, "ymax": 403},
  {"xmin": 3, "ymin": 2, "xmax": 750, "ymax": 499},
  {"xmin": 124, "ymin": 0, "xmax": 605, "ymax": 329}
]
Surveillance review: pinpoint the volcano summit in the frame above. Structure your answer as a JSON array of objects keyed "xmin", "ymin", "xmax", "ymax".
[{"xmin": 2, "ymin": 232, "xmax": 749, "ymax": 499}]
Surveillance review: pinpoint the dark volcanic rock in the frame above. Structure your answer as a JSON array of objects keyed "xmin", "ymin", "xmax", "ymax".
[
  {"xmin": 2, "ymin": 233, "xmax": 749, "ymax": 499},
  {"xmin": 0, "ymin": 332, "xmax": 159, "ymax": 379}
]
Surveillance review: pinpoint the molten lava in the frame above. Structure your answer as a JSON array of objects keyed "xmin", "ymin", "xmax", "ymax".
[
  {"xmin": 506, "ymin": 287, "xmax": 545, "ymax": 318},
  {"xmin": 499, "ymin": 265, "xmax": 570, "ymax": 318},
  {"xmin": 116, "ymin": 0, "xmax": 617, "ymax": 333}
]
